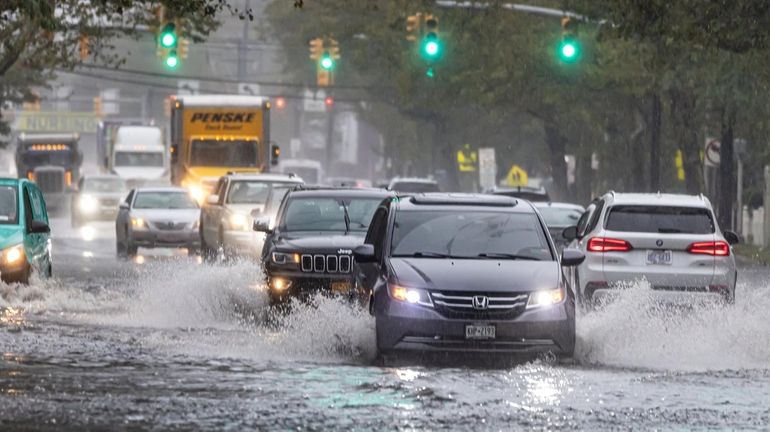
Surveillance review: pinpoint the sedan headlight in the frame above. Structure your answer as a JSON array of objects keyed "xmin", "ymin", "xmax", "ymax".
[
  {"xmin": 2, "ymin": 244, "xmax": 25, "ymax": 265},
  {"xmin": 78, "ymin": 194, "xmax": 98, "ymax": 214},
  {"xmin": 388, "ymin": 284, "xmax": 433, "ymax": 307},
  {"xmin": 131, "ymin": 217, "xmax": 147, "ymax": 229},
  {"xmin": 227, "ymin": 213, "xmax": 250, "ymax": 231},
  {"xmin": 526, "ymin": 286, "xmax": 566, "ymax": 309},
  {"xmin": 272, "ymin": 252, "xmax": 300, "ymax": 265}
]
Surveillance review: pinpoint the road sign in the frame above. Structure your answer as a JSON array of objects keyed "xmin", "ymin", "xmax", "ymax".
[
  {"xmin": 478, "ymin": 148, "xmax": 496, "ymax": 190},
  {"xmin": 675, "ymin": 150, "xmax": 685, "ymax": 181},
  {"xmin": 457, "ymin": 146, "xmax": 477, "ymax": 172},
  {"xmin": 505, "ymin": 165, "xmax": 528, "ymax": 187},
  {"xmin": 238, "ymin": 82, "xmax": 260, "ymax": 96},
  {"xmin": 705, "ymin": 138, "xmax": 720, "ymax": 167},
  {"xmin": 303, "ymin": 89, "xmax": 326, "ymax": 112},
  {"xmin": 15, "ymin": 111, "xmax": 100, "ymax": 133}
]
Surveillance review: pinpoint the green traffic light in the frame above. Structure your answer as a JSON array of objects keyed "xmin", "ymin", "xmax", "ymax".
[
  {"xmin": 165, "ymin": 52, "xmax": 179, "ymax": 69},
  {"xmin": 558, "ymin": 39, "xmax": 579, "ymax": 62},
  {"xmin": 320, "ymin": 55, "xmax": 333, "ymax": 70},
  {"xmin": 422, "ymin": 34, "xmax": 441, "ymax": 59},
  {"xmin": 161, "ymin": 32, "xmax": 176, "ymax": 48},
  {"xmin": 426, "ymin": 67, "xmax": 435, "ymax": 78}
]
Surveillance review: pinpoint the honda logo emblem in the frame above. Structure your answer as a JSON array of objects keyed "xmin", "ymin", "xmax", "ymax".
[
  {"xmin": 472, "ymin": 295, "xmax": 489, "ymax": 310},
  {"xmin": 656, "ymin": 239, "xmax": 663, "ymax": 247}
]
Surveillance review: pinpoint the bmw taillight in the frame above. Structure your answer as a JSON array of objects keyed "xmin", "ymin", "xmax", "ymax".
[
  {"xmin": 687, "ymin": 241, "xmax": 729, "ymax": 256},
  {"xmin": 587, "ymin": 237, "xmax": 632, "ymax": 252}
]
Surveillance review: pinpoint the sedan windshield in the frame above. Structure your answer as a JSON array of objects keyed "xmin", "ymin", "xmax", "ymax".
[
  {"xmin": 226, "ymin": 181, "xmax": 271, "ymax": 204},
  {"xmin": 282, "ymin": 197, "xmax": 381, "ymax": 232},
  {"xmin": 0, "ymin": 186, "xmax": 18, "ymax": 224},
  {"xmin": 391, "ymin": 211, "xmax": 553, "ymax": 261},
  {"xmin": 83, "ymin": 178, "xmax": 127, "ymax": 192},
  {"xmin": 133, "ymin": 192, "xmax": 198, "ymax": 209}
]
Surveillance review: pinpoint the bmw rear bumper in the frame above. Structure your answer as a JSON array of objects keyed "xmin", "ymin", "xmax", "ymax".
[{"xmin": 375, "ymin": 298, "xmax": 575, "ymax": 356}]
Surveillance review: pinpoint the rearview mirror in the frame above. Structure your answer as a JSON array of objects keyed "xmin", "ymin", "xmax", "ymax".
[
  {"xmin": 562, "ymin": 225, "xmax": 578, "ymax": 242},
  {"xmin": 205, "ymin": 194, "xmax": 219, "ymax": 206},
  {"xmin": 28, "ymin": 220, "xmax": 50, "ymax": 234},
  {"xmin": 561, "ymin": 248, "xmax": 585, "ymax": 267},
  {"xmin": 353, "ymin": 244, "xmax": 376, "ymax": 263},
  {"xmin": 252, "ymin": 216, "xmax": 272, "ymax": 233},
  {"xmin": 723, "ymin": 230, "xmax": 740, "ymax": 245}
]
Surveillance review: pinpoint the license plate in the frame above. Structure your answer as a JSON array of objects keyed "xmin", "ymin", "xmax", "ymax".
[
  {"xmin": 465, "ymin": 324, "xmax": 496, "ymax": 340},
  {"xmin": 646, "ymin": 249, "xmax": 672, "ymax": 265},
  {"xmin": 331, "ymin": 281, "xmax": 351, "ymax": 294}
]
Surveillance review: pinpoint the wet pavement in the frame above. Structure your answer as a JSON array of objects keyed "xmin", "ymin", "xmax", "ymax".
[{"xmin": 1, "ymin": 219, "xmax": 770, "ymax": 430}]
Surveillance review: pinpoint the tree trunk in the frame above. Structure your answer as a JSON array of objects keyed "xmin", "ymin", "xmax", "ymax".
[
  {"xmin": 575, "ymin": 152, "xmax": 593, "ymax": 203},
  {"xmin": 433, "ymin": 121, "xmax": 460, "ymax": 192},
  {"xmin": 544, "ymin": 123, "xmax": 568, "ymax": 201},
  {"xmin": 718, "ymin": 107, "xmax": 736, "ymax": 229},
  {"xmin": 648, "ymin": 92, "xmax": 662, "ymax": 192},
  {"xmin": 630, "ymin": 108, "xmax": 646, "ymax": 191}
]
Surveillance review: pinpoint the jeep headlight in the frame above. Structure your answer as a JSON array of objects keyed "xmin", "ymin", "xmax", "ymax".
[
  {"xmin": 2, "ymin": 244, "xmax": 25, "ymax": 265},
  {"xmin": 228, "ymin": 213, "xmax": 250, "ymax": 231},
  {"xmin": 78, "ymin": 194, "xmax": 98, "ymax": 214},
  {"xmin": 272, "ymin": 252, "xmax": 300, "ymax": 265},
  {"xmin": 526, "ymin": 286, "xmax": 566, "ymax": 309}
]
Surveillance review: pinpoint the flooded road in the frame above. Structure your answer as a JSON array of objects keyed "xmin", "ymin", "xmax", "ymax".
[{"xmin": 1, "ymin": 219, "xmax": 770, "ymax": 430}]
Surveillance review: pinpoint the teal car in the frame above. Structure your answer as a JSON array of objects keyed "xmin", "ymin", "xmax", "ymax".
[{"xmin": 0, "ymin": 178, "xmax": 52, "ymax": 284}]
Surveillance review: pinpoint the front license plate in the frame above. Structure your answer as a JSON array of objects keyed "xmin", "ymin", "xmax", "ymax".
[
  {"xmin": 646, "ymin": 249, "xmax": 672, "ymax": 265},
  {"xmin": 465, "ymin": 324, "xmax": 496, "ymax": 340},
  {"xmin": 331, "ymin": 281, "xmax": 351, "ymax": 294}
]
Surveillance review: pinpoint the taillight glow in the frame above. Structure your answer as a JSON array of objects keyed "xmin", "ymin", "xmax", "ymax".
[
  {"xmin": 587, "ymin": 237, "xmax": 632, "ymax": 252},
  {"xmin": 688, "ymin": 241, "xmax": 729, "ymax": 256}
]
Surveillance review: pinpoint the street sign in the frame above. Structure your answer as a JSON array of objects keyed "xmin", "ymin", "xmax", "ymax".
[
  {"xmin": 478, "ymin": 148, "xmax": 496, "ymax": 190},
  {"xmin": 705, "ymin": 138, "xmax": 720, "ymax": 167},
  {"xmin": 238, "ymin": 82, "xmax": 259, "ymax": 96},
  {"xmin": 100, "ymin": 88, "xmax": 120, "ymax": 115},
  {"xmin": 15, "ymin": 111, "xmax": 100, "ymax": 133},
  {"xmin": 178, "ymin": 80, "xmax": 200, "ymax": 96},
  {"xmin": 505, "ymin": 165, "xmax": 528, "ymax": 187},
  {"xmin": 675, "ymin": 150, "xmax": 685, "ymax": 181},
  {"xmin": 457, "ymin": 145, "xmax": 477, "ymax": 172}
]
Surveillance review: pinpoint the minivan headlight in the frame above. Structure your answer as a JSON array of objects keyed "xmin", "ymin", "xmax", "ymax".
[
  {"xmin": 3, "ymin": 244, "xmax": 25, "ymax": 265},
  {"xmin": 527, "ymin": 286, "xmax": 566, "ymax": 309},
  {"xmin": 228, "ymin": 213, "xmax": 250, "ymax": 231},
  {"xmin": 388, "ymin": 284, "xmax": 433, "ymax": 307}
]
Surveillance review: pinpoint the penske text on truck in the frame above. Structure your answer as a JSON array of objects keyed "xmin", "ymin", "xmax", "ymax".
[{"xmin": 170, "ymin": 95, "xmax": 271, "ymax": 202}]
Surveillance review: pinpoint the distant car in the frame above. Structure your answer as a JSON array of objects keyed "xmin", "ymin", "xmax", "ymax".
[
  {"xmin": 564, "ymin": 192, "xmax": 739, "ymax": 305},
  {"xmin": 115, "ymin": 187, "xmax": 201, "ymax": 258},
  {"xmin": 200, "ymin": 173, "xmax": 304, "ymax": 260},
  {"xmin": 325, "ymin": 177, "xmax": 373, "ymax": 188},
  {"xmin": 71, "ymin": 175, "xmax": 128, "ymax": 227},
  {"xmin": 0, "ymin": 178, "xmax": 52, "ymax": 283},
  {"xmin": 532, "ymin": 202, "xmax": 584, "ymax": 248},
  {"xmin": 485, "ymin": 186, "xmax": 550, "ymax": 202},
  {"xmin": 387, "ymin": 177, "xmax": 440, "ymax": 193},
  {"xmin": 353, "ymin": 193, "xmax": 584, "ymax": 360},
  {"xmin": 255, "ymin": 187, "xmax": 394, "ymax": 305}
]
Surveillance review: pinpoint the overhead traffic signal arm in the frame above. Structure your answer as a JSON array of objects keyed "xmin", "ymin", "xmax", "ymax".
[{"xmin": 558, "ymin": 16, "xmax": 580, "ymax": 62}]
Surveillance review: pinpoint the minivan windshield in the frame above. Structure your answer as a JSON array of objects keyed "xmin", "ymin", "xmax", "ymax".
[
  {"xmin": 0, "ymin": 186, "xmax": 18, "ymax": 224},
  {"xmin": 282, "ymin": 197, "xmax": 381, "ymax": 232},
  {"xmin": 605, "ymin": 205, "xmax": 715, "ymax": 234},
  {"xmin": 391, "ymin": 211, "xmax": 553, "ymax": 261},
  {"xmin": 133, "ymin": 192, "xmax": 198, "ymax": 210}
]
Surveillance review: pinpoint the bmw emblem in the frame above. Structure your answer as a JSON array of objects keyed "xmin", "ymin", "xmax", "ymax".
[{"xmin": 656, "ymin": 239, "xmax": 663, "ymax": 247}]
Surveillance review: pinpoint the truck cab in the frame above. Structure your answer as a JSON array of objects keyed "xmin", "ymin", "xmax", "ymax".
[
  {"xmin": 110, "ymin": 125, "xmax": 167, "ymax": 188},
  {"xmin": 15, "ymin": 133, "xmax": 83, "ymax": 213}
]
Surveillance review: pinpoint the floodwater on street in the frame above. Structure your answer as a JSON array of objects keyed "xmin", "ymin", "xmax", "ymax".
[{"xmin": 1, "ymin": 218, "xmax": 770, "ymax": 430}]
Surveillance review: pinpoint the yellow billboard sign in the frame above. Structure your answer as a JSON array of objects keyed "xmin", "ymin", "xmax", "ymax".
[
  {"xmin": 15, "ymin": 111, "xmax": 101, "ymax": 133},
  {"xmin": 184, "ymin": 109, "xmax": 263, "ymax": 137}
]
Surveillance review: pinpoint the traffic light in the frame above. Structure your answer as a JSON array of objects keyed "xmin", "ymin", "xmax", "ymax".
[
  {"xmin": 320, "ymin": 52, "xmax": 333, "ymax": 70},
  {"xmin": 406, "ymin": 13, "xmax": 422, "ymax": 41},
  {"xmin": 309, "ymin": 37, "xmax": 340, "ymax": 87},
  {"xmin": 159, "ymin": 23, "xmax": 177, "ymax": 48},
  {"xmin": 558, "ymin": 17, "xmax": 580, "ymax": 62},
  {"xmin": 177, "ymin": 37, "xmax": 189, "ymax": 59},
  {"xmin": 93, "ymin": 97, "xmax": 103, "ymax": 116},
  {"xmin": 78, "ymin": 35, "xmax": 89, "ymax": 60},
  {"xmin": 324, "ymin": 96, "xmax": 334, "ymax": 107},
  {"xmin": 421, "ymin": 15, "xmax": 441, "ymax": 60},
  {"xmin": 274, "ymin": 97, "xmax": 286, "ymax": 109},
  {"xmin": 271, "ymin": 144, "xmax": 280, "ymax": 166}
]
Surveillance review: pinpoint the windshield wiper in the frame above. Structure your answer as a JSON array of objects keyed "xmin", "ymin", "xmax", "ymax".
[
  {"xmin": 395, "ymin": 252, "xmax": 460, "ymax": 258},
  {"xmin": 477, "ymin": 253, "xmax": 542, "ymax": 261},
  {"xmin": 340, "ymin": 200, "xmax": 351, "ymax": 234}
]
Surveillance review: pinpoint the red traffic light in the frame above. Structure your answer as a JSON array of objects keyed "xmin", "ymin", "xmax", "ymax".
[
  {"xmin": 324, "ymin": 96, "xmax": 334, "ymax": 106},
  {"xmin": 275, "ymin": 97, "xmax": 286, "ymax": 109}
]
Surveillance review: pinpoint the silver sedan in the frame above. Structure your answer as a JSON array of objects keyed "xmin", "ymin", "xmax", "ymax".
[{"xmin": 115, "ymin": 187, "xmax": 201, "ymax": 258}]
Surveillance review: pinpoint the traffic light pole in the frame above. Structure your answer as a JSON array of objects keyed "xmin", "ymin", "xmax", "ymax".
[{"xmin": 434, "ymin": 1, "xmax": 591, "ymax": 21}]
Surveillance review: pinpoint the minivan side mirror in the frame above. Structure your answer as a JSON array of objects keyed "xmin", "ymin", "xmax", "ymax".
[
  {"xmin": 562, "ymin": 225, "xmax": 578, "ymax": 242},
  {"xmin": 205, "ymin": 194, "xmax": 219, "ymax": 206},
  {"xmin": 119, "ymin": 202, "xmax": 129, "ymax": 211},
  {"xmin": 28, "ymin": 220, "xmax": 50, "ymax": 234},
  {"xmin": 253, "ymin": 216, "xmax": 272, "ymax": 233},
  {"xmin": 353, "ymin": 244, "xmax": 376, "ymax": 263},
  {"xmin": 723, "ymin": 230, "xmax": 740, "ymax": 245},
  {"xmin": 561, "ymin": 248, "xmax": 585, "ymax": 267}
]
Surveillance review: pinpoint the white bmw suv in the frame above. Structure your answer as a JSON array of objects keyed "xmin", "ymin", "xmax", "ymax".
[{"xmin": 564, "ymin": 192, "xmax": 739, "ymax": 304}]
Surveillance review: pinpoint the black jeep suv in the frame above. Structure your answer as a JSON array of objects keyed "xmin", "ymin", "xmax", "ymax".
[{"xmin": 255, "ymin": 187, "xmax": 393, "ymax": 304}]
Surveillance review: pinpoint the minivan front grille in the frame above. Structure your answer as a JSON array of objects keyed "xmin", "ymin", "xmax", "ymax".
[
  {"xmin": 301, "ymin": 254, "xmax": 351, "ymax": 273},
  {"xmin": 430, "ymin": 291, "xmax": 529, "ymax": 319}
]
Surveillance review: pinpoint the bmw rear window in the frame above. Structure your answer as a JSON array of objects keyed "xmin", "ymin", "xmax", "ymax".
[{"xmin": 605, "ymin": 206, "xmax": 714, "ymax": 234}]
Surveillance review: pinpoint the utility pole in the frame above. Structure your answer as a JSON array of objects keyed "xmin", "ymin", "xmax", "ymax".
[{"xmin": 237, "ymin": 0, "xmax": 251, "ymax": 81}]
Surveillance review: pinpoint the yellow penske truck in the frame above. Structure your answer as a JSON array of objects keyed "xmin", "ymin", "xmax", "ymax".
[{"xmin": 169, "ymin": 95, "xmax": 277, "ymax": 202}]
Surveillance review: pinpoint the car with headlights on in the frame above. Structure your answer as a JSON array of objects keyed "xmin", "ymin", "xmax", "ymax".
[
  {"xmin": 352, "ymin": 193, "xmax": 585, "ymax": 359},
  {"xmin": 70, "ymin": 175, "xmax": 127, "ymax": 227},
  {"xmin": 255, "ymin": 187, "xmax": 393, "ymax": 305},
  {"xmin": 200, "ymin": 173, "xmax": 303, "ymax": 260},
  {"xmin": 0, "ymin": 178, "xmax": 52, "ymax": 283},
  {"xmin": 115, "ymin": 187, "xmax": 201, "ymax": 258},
  {"xmin": 563, "ymin": 192, "xmax": 739, "ymax": 305}
]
